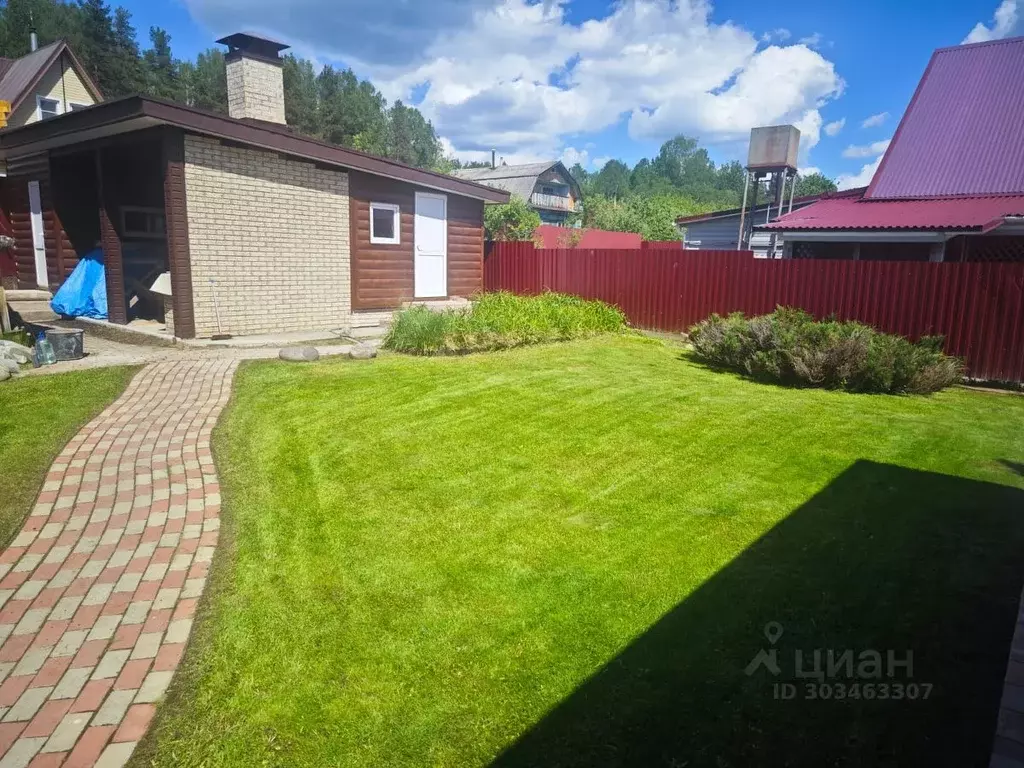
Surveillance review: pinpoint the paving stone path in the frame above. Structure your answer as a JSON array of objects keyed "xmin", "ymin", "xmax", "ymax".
[{"xmin": 0, "ymin": 360, "xmax": 237, "ymax": 767}]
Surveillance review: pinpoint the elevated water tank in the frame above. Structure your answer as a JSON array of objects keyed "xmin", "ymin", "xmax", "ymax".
[{"xmin": 747, "ymin": 125, "xmax": 800, "ymax": 171}]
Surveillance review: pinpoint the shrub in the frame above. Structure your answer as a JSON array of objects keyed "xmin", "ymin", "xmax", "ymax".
[
  {"xmin": 384, "ymin": 292, "xmax": 626, "ymax": 355},
  {"xmin": 688, "ymin": 308, "xmax": 963, "ymax": 394},
  {"xmin": 484, "ymin": 196, "xmax": 542, "ymax": 242}
]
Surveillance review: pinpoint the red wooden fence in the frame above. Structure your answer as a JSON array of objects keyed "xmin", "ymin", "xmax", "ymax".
[{"xmin": 483, "ymin": 242, "xmax": 1024, "ymax": 383}]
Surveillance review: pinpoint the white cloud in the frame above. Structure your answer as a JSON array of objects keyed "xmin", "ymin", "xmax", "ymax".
[
  {"xmin": 823, "ymin": 118, "xmax": 845, "ymax": 137},
  {"xmin": 186, "ymin": 0, "xmax": 844, "ymax": 164},
  {"xmin": 842, "ymin": 138, "xmax": 891, "ymax": 159},
  {"xmin": 798, "ymin": 33, "xmax": 822, "ymax": 47},
  {"xmin": 592, "ymin": 156, "xmax": 612, "ymax": 169},
  {"xmin": 860, "ymin": 112, "xmax": 889, "ymax": 129},
  {"xmin": 762, "ymin": 28, "xmax": 791, "ymax": 42},
  {"xmin": 560, "ymin": 146, "xmax": 589, "ymax": 167},
  {"xmin": 836, "ymin": 154, "xmax": 883, "ymax": 190},
  {"xmin": 963, "ymin": 0, "xmax": 1019, "ymax": 43},
  {"xmin": 798, "ymin": 165, "xmax": 821, "ymax": 176}
]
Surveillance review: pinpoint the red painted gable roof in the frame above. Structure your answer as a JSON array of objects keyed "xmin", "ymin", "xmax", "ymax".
[
  {"xmin": 763, "ymin": 193, "xmax": 1024, "ymax": 232},
  {"xmin": 867, "ymin": 36, "xmax": 1024, "ymax": 200}
]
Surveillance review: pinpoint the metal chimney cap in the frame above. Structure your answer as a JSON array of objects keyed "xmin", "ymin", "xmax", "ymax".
[{"xmin": 216, "ymin": 32, "xmax": 290, "ymax": 60}]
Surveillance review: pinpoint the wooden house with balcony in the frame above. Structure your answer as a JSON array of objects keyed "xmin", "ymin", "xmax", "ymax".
[{"xmin": 453, "ymin": 161, "xmax": 581, "ymax": 225}]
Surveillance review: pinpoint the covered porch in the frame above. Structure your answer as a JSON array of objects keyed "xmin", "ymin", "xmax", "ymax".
[{"xmin": 2, "ymin": 122, "xmax": 195, "ymax": 338}]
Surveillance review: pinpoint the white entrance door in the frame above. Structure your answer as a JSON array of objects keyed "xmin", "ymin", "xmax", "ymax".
[
  {"xmin": 414, "ymin": 192, "xmax": 447, "ymax": 298},
  {"xmin": 28, "ymin": 181, "xmax": 47, "ymax": 288}
]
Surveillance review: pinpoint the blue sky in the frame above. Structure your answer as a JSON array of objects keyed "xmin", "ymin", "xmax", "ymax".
[{"xmin": 123, "ymin": 1, "xmax": 1020, "ymax": 186}]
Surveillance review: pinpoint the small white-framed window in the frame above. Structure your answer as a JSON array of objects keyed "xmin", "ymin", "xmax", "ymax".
[
  {"xmin": 36, "ymin": 96, "xmax": 61, "ymax": 120},
  {"xmin": 370, "ymin": 202, "xmax": 400, "ymax": 245},
  {"xmin": 68, "ymin": 102, "xmax": 90, "ymax": 112}
]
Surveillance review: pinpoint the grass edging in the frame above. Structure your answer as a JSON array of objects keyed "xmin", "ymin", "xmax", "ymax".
[{"xmin": 0, "ymin": 365, "xmax": 139, "ymax": 549}]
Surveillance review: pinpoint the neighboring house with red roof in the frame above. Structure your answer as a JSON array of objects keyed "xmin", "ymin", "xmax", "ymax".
[
  {"xmin": 761, "ymin": 36, "xmax": 1024, "ymax": 262},
  {"xmin": 675, "ymin": 188, "xmax": 864, "ymax": 257}
]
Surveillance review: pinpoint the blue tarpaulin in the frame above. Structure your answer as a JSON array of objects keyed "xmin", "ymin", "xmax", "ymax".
[{"xmin": 50, "ymin": 248, "xmax": 107, "ymax": 319}]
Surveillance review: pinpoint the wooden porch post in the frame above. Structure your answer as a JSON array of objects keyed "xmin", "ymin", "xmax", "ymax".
[
  {"xmin": 95, "ymin": 149, "xmax": 127, "ymax": 325},
  {"xmin": 161, "ymin": 129, "xmax": 196, "ymax": 338}
]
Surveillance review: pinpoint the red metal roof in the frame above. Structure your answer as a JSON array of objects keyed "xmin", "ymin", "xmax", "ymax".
[
  {"xmin": 867, "ymin": 36, "xmax": 1024, "ymax": 200},
  {"xmin": 534, "ymin": 225, "xmax": 643, "ymax": 248},
  {"xmin": 762, "ymin": 194, "xmax": 1024, "ymax": 231},
  {"xmin": 675, "ymin": 187, "xmax": 865, "ymax": 225}
]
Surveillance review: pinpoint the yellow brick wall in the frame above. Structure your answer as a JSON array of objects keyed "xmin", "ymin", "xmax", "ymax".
[
  {"xmin": 225, "ymin": 56, "xmax": 286, "ymax": 125},
  {"xmin": 183, "ymin": 134, "xmax": 352, "ymax": 337},
  {"xmin": 9, "ymin": 57, "xmax": 97, "ymax": 127}
]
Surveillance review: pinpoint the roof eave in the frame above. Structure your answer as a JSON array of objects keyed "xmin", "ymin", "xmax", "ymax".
[{"xmin": 0, "ymin": 95, "xmax": 509, "ymax": 203}]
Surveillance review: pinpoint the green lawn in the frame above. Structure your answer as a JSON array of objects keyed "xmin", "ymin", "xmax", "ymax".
[
  {"xmin": 0, "ymin": 367, "xmax": 137, "ymax": 547},
  {"xmin": 135, "ymin": 336, "xmax": 1024, "ymax": 767}
]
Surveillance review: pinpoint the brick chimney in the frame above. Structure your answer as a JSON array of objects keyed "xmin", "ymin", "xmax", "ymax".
[{"xmin": 216, "ymin": 32, "xmax": 289, "ymax": 125}]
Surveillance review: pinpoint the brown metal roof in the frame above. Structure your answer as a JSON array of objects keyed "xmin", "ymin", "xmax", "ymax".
[
  {"xmin": 0, "ymin": 41, "xmax": 102, "ymax": 117},
  {"xmin": 0, "ymin": 95, "xmax": 509, "ymax": 203}
]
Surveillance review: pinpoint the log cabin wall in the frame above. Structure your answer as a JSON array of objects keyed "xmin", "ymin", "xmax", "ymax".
[
  {"xmin": 349, "ymin": 170, "xmax": 485, "ymax": 311},
  {"xmin": 0, "ymin": 153, "xmax": 76, "ymax": 290}
]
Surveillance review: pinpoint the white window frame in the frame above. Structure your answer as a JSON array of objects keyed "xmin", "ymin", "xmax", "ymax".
[
  {"xmin": 369, "ymin": 202, "xmax": 401, "ymax": 245},
  {"xmin": 35, "ymin": 95, "xmax": 62, "ymax": 120}
]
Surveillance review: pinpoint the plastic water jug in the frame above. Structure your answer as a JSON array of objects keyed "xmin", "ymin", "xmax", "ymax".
[{"xmin": 35, "ymin": 332, "xmax": 56, "ymax": 366}]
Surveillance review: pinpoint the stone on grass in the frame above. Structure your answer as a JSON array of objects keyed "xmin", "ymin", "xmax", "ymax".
[
  {"xmin": 349, "ymin": 344, "xmax": 377, "ymax": 360},
  {"xmin": 0, "ymin": 356, "xmax": 19, "ymax": 374},
  {"xmin": 0, "ymin": 343, "xmax": 31, "ymax": 364},
  {"xmin": 279, "ymin": 346, "xmax": 320, "ymax": 362},
  {"xmin": 0, "ymin": 367, "xmax": 10, "ymax": 382}
]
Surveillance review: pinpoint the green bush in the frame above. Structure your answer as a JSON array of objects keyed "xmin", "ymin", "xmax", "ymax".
[
  {"xmin": 384, "ymin": 292, "xmax": 626, "ymax": 355},
  {"xmin": 689, "ymin": 308, "xmax": 963, "ymax": 394}
]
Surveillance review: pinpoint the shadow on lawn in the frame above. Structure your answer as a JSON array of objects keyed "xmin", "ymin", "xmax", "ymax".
[{"xmin": 491, "ymin": 460, "xmax": 1024, "ymax": 768}]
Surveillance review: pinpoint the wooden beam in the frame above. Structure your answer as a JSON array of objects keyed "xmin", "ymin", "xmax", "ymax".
[
  {"xmin": 161, "ymin": 128, "xmax": 195, "ymax": 338},
  {"xmin": 95, "ymin": 149, "xmax": 127, "ymax": 325}
]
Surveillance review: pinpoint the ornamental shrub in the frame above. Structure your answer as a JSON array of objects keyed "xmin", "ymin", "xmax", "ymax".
[
  {"xmin": 688, "ymin": 308, "xmax": 962, "ymax": 394},
  {"xmin": 384, "ymin": 292, "xmax": 626, "ymax": 355}
]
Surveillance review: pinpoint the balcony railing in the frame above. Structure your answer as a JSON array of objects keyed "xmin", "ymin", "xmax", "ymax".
[{"xmin": 530, "ymin": 192, "xmax": 580, "ymax": 212}]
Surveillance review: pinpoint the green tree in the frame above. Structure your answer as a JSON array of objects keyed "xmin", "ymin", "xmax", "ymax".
[
  {"xmin": 592, "ymin": 159, "xmax": 631, "ymax": 199},
  {"xmin": 108, "ymin": 7, "xmax": 143, "ymax": 95},
  {"xmin": 793, "ymin": 172, "xmax": 838, "ymax": 197},
  {"xmin": 383, "ymin": 100, "xmax": 441, "ymax": 168},
  {"xmin": 142, "ymin": 26, "xmax": 180, "ymax": 100},
  {"xmin": 484, "ymin": 195, "xmax": 541, "ymax": 241},
  {"xmin": 180, "ymin": 48, "xmax": 226, "ymax": 112},
  {"xmin": 0, "ymin": 0, "xmax": 79, "ymax": 58},
  {"xmin": 281, "ymin": 54, "xmax": 318, "ymax": 134},
  {"xmin": 75, "ymin": 0, "xmax": 115, "ymax": 91}
]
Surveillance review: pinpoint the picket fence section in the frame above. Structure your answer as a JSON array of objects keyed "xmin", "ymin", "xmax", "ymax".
[{"xmin": 483, "ymin": 242, "xmax": 1024, "ymax": 383}]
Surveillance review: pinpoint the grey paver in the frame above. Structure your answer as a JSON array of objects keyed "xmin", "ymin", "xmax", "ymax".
[
  {"xmin": 0, "ymin": 737, "xmax": 46, "ymax": 768},
  {"xmin": 92, "ymin": 649, "xmax": 131, "ymax": 680},
  {"xmin": 53, "ymin": 629, "xmax": 88, "ymax": 658},
  {"xmin": 135, "ymin": 670, "xmax": 174, "ymax": 704},
  {"xmin": 52, "ymin": 667, "xmax": 92, "ymax": 700},
  {"xmin": 92, "ymin": 688, "xmax": 136, "ymax": 726},
  {"xmin": 95, "ymin": 740, "xmax": 137, "ymax": 768},
  {"xmin": 164, "ymin": 618, "xmax": 193, "ymax": 644},
  {"xmin": 130, "ymin": 633, "xmax": 162, "ymax": 661},
  {"xmin": 2, "ymin": 686, "xmax": 53, "ymax": 722},
  {"xmin": 41, "ymin": 712, "xmax": 91, "ymax": 753}
]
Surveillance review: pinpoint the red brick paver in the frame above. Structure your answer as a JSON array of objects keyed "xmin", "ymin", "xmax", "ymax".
[{"xmin": 0, "ymin": 361, "xmax": 236, "ymax": 766}]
